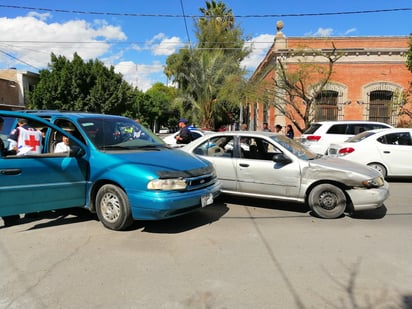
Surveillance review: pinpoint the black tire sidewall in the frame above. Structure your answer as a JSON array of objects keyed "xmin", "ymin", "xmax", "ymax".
[
  {"xmin": 96, "ymin": 184, "xmax": 133, "ymax": 231},
  {"xmin": 308, "ymin": 184, "xmax": 346, "ymax": 219}
]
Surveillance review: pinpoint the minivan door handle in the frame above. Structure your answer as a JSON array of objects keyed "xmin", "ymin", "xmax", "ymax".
[
  {"xmin": 239, "ymin": 163, "xmax": 249, "ymax": 167},
  {"xmin": 0, "ymin": 169, "xmax": 22, "ymax": 175}
]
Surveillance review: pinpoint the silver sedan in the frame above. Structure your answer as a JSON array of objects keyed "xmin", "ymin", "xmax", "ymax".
[{"xmin": 181, "ymin": 131, "xmax": 389, "ymax": 219}]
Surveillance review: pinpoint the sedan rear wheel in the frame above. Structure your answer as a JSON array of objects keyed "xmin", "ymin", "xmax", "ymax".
[
  {"xmin": 96, "ymin": 184, "xmax": 133, "ymax": 231},
  {"xmin": 367, "ymin": 163, "xmax": 387, "ymax": 178},
  {"xmin": 308, "ymin": 184, "xmax": 346, "ymax": 219}
]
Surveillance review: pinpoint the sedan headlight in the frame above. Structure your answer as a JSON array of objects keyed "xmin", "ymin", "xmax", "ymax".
[
  {"xmin": 361, "ymin": 176, "xmax": 384, "ymax": 188},
  {"xmin": 147, "ymin": 178, "xmax": 187, "ymax": 190}
]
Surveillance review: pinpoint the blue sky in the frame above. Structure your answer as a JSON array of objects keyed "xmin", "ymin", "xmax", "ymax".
[{"xmin": 0, "ymin": 1, "xmax": 411, "ymax": 91}]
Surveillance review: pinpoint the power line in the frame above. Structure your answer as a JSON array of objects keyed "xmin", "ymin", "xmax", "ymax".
[
  {"xmin": 0, "ymin": 48, "xmax": 40, "ymax": 70},
  {"xmin": 1, "ymin": 4, "xmax": 411, "ymax": 18},
  {"xmin": 179, "ymin": 0, "xmax": 192, "ymax": 49}
]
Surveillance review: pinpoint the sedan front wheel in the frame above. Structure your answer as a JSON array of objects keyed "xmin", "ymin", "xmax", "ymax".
[{"xmin": 308, "ymin": 184, "xmax": 346, "ymax": 219}]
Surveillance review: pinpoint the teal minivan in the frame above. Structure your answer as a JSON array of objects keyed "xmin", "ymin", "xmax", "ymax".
[{"xmin": 0, "ymin": 111, "xmax": 221, "ymax": 230}]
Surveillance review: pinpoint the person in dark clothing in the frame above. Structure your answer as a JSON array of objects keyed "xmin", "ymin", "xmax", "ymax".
[
  {"xmin": 0, "ymin": 117, "xmax": 20, "ymax": 227},
  {"xmin": 175, "ymin": 118, "xmax": 192, "ymax": 144},
  {"xmin": 286, "ymin": 124, "xmax": 295, "ymax": 139}
]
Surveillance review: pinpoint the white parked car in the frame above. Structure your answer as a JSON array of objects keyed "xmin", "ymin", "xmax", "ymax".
[
  {"xmin": 181, "ymin": 131, "xmax": 389, "ymax": 219},
  {"xmin": 327, "ymin": 128, "xmax": 412, "ymax": 178},
  {"xmin": 158, "ymin": 127, "xmax": 170, "ymax": 134},
  {"xmin": 163, "ymin": 127, "xmax": 212, "ymax": 147},
  {"xmin": 300, "ymin": 120, "xmax": 393, "ymax": 154}
]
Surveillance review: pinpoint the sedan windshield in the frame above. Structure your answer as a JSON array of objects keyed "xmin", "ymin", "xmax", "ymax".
[
  {"xmin": 270, "ymin": 134, "xmax": 317, "ymax": 160},
  {"xmin": 79, "ymin": 117, "xmax": 165, "ymax": 149}
]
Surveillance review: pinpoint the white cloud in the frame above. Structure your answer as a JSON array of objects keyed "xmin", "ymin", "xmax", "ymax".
[
  {"xmin": 131, "ymin": 33, "xmax": 184, "ymax": 56},
  {"xmin": 0, "ymin": 13, "xmax": 127, "ymax": 70},
  {"xmin": 152, "ymin": 36, "xmax": 184, "ymax": 56},
  {"xmin": 304, "ymin": 27, "xmax": 334, "ymax": 37},
  {"xmin": 241, "ymin": 34, "xmax": 275, "ymax": 71},
  {"xmin": 344, "ymin": 28, "xmax": 357, "ymax": 35},
  {"xmin": 27, "ymin": 12, "xmax": 51, "ymax": 22},
  {"xmin": 115, "ymin": 61, "xmax": 165, "ymax": 91}
]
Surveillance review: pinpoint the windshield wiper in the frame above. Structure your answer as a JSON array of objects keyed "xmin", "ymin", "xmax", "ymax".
[
  {"xmin": 135, "ymin": 144, "xmax": 165, "ymax": 150},
  {"xmin": 98, "ymin": 145, "xmax": 131, "ymax": 150}
]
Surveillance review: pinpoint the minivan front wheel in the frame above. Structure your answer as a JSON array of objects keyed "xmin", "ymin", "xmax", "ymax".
[
  {"xmin": 96, "ymin": 184, "xmax": 133, "ymax": 231},
  {"xmin": 308, "ymin": 184, "xmax": 346, "ymax": 219}
]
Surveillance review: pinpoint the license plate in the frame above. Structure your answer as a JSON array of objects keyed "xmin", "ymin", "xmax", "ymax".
[{"xmin": 201, "ymin": 193, "xmax": 213, "ymax": 207}]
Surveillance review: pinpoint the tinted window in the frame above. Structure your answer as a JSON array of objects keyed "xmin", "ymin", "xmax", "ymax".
[
  {"xmin": 348, "ymin": 125, "xmax": 368, "ymax": 134},
  {"xmin": 327, "ymin": 124, "xmax": 347, "ymax": 134},
  {"xmin": 190, "ymin": 132, "xmax": 202, "ymax": 141},
  {"xmin": 377, "ymin": 132, "xmax": 412, "ymax": 145},
  {"xmin": 303, "ymin": 123, "xmax": 322, "ymax": 134},
  {"xmin": 371, "ymin": 123, "xmax": 391, "ymax": 129}
]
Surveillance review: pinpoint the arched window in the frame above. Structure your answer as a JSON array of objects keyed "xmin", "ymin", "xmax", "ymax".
[
  {"xmin": 315, "ymin": 90, "xmax": 338, "ymax": 121},
  {"xmin": 369, "ymin": 90, "xmax": 392, "ymax": 123}
]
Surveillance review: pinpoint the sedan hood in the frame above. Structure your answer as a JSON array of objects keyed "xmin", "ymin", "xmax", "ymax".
[{"xmin": 306, "ymin": 156, "xmax": 381, "ymax": 182}]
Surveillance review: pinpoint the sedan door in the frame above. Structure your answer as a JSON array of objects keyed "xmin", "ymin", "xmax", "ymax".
[
  {"xmin": 191, "ymin": 135, "xmax": 238, "ymax": 191},
  {"xmin": 235, "ymin": 136, "xmax": 302, "ymax": 200},
  {"xmin": 375, "ymin": 131, "xmax": 412, "ymax": 176}
]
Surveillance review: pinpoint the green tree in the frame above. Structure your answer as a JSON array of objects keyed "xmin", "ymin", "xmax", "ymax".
[
  {"xmin": 164, "ymin": 0, "xmax": 250, "ymax": 129},
  {"xmin": 29, "ymin": 53, "xmax": 135, "ymax": 115},
  {"xmin": 144, "ymin": 83, "xmax": 178, "ymax": 132},
  {"xmin": 406, "ymin": 34, "xmax": 412, "ymax": 72}
]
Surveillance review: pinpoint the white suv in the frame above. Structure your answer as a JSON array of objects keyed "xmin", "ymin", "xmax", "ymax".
[{"xmin": 300, "ymin": 120, "xmax": 393, "ymax": 154}]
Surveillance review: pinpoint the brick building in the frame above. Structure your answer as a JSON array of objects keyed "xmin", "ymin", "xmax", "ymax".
[
  {"xmin": 0, "ymin": 69, "xmax": 39, "ymax": 110},
  {"xmin": 248, "ymin": 21, "xmax": 412, "ymax": 136}
]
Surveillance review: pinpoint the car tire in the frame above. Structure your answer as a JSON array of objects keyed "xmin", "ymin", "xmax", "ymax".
[
  {"xmin": 2, "ymin": 215, "xmax": 20, "ymax": 227},
  {"xmin": 96, "ymin": 184, "xmax": 133, "ymax": 231},
  {"xmin": 367, "ymin": 163, "xmax": 387, "ymax": 178},
  {"xmin": 308, "ymin": 184, "xmax": 346, "ymax": 219}
]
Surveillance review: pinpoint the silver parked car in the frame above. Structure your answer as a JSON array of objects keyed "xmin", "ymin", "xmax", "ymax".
[{"xmin": 182, "ymin": 131, "xmax": 389, "ymax": 219}]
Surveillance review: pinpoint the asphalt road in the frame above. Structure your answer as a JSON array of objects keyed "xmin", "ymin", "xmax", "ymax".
[{"xmin": 1, "ymin": 180, "xmax": 411, "ymax": 309}]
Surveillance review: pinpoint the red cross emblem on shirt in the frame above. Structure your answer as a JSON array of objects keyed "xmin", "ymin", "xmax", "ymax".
[{"xmin": 24, "ymin": 134, "xmax": 40, "ymax": 150}]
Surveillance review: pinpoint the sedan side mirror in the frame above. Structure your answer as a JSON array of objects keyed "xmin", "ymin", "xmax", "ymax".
[{"xmin": 272, "ymin": 153, "xmax": 292, "ymax": 165}]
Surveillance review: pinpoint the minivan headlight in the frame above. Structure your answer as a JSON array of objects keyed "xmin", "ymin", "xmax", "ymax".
[
  {"xmin": 361, "ymin": 176, "xmax": 384, "ymax": 188},
  {"xmin": 147, "ymin": 178, "xmax": 187, "ymax": 190}
]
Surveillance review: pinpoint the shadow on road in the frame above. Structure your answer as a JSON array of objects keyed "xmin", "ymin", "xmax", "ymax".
[
  {"xmin": 7, "ymin": 202, "xmax": 229, "ymax": 233},
  {"xmin": 21, "ymin": 208, "xmax": 99, "ymax": 231},
  {"xmin": 350, "ymin": 205, "xmax": 387, "ymax": 220},
  {"xmin": 3, "ymin": 194, "xmax": 388, "ymax": 231},
  {"xmin": 131, "ymin": 202, "xmax": 229, "ymax": 233},
  {"xmin": 219, "ymin": 195, "xmax": 311, "ymax": 216}
]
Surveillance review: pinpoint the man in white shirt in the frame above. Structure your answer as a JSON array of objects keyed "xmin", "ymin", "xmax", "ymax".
[{"xmin": 54, "ymin": 134, "xmax": 70, "ymax": 153}]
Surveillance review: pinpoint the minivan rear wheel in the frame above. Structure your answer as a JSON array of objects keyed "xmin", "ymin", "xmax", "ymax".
[{"xmin": 308, "ymin": 184, "xmax": 346, "ymax": 219}]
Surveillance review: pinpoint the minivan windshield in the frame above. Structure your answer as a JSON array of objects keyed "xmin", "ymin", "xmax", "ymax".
[{"xmin": 79, "ymin": 117, "xmax": 165, "ymax": 149}]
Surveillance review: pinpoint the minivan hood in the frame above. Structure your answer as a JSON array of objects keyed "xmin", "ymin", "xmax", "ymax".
[{"xmin": 99, "ymin": 147, "xmax": 211, "ymax": 172}]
